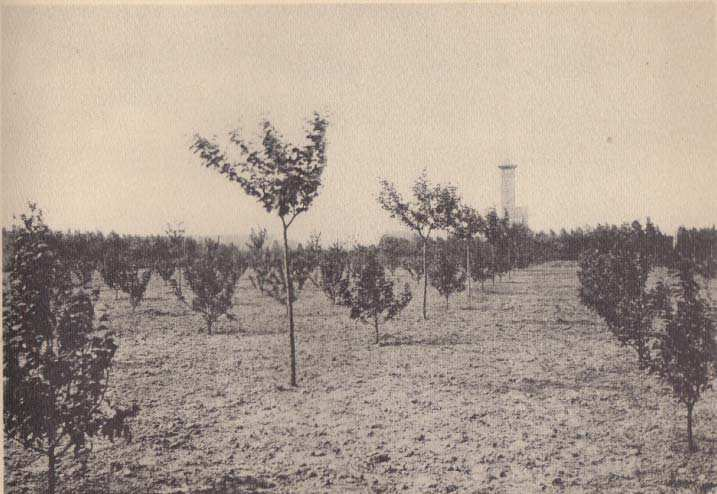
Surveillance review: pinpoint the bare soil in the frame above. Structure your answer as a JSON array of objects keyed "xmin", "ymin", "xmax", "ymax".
[{"xmin": 5, "ymin": 262, "xmax": 717, "ymax": 493}]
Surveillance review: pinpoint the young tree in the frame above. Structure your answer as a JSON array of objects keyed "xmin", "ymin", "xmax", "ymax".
[
  {"xmin": 229, "ymin": 243, "xmax": 250, "ymax": 283},
  {"xmin": 99, "ymin": 233, "xmax": 128, "ymax": 300},
  {"xmin": 58, "ymin": 232, "xmax": 100, "ymax": 289},
  {"xmin": 468, "ymin": 237, "xmax": 491, "ymax": 290},
  {"xmin": 377, "ymin": 234, "xmax": 414, "ymax": 276},
  {"xmin": 579, "ymin": 239, "xmax": 717, "ymax": 452},
  {"xmin": 452, "ymin": 204, "xmax": 485, "ymax": 306},
  {"xmin": 192, "ymin": 113, "xmax": 329, "ymax": 386},
  {"xmin": 483, "ymin": 209, "xmax": 501, "ymax": 285},
  {"xmin": 3, "ymin": 205, "xmax": 135, "ymax": 494},
  {"xmin": 182, "ymin": 240, "xmax": 240, "ymax": 334},
  {"xmin": 428, "ymin": 238, "xmax": 466, "ymax": 309},
  {"xmin": 166, "ymin": 222, "xmax": 187, "ymax": 294},
  {"xmin": 263, "ymin": 241, "xmax": 314, "ymax": 305},
  {"xmin": 318, "ymin": 241, "xmax": 351, "ymax": 304},
  {"xmin": 495, "ymin": 210, "xmax": 513, "ymax": 280},
  {"xmin": 299, "ymin": 233, "xmax": 323, "ymax": 288},
  {"xmin": 246, "ymin": 227, "xmax": 270, "ymax": 295},
  {"xmin": 378, "ymin": 171, "xmax": 459, "ymax": 319},
  {"xmin": 340, "ymin": 249, "xmax": 412, "ymax": 344},
  {"xmin": 656, "ymin": 259, "xmax": 717, "ymax": 451},
  {"xmin": 292, "ymin": 238, "xmax": 322, "ymax": 292},
  {"xmin": 118, "ymin": 265, "xmax": 152, "ymax": 313},
  {"xmin": 151, "ymin": 236, "xmax": 176, "ymax": 286}
]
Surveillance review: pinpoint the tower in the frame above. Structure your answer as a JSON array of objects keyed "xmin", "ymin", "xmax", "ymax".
[{"xmin": 498, "ymin": 162, "xmax": 517, "ymax": 221}]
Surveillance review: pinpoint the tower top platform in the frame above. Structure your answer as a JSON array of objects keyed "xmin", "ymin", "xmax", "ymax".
[{"xmin": 498, "ymin": 163, "xmax": 517, "ymax": 170}]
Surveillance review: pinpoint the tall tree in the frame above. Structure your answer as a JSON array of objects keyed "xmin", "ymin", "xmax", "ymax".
[
  {"xmin": 377, "ymin": 170, "xmax": 459, "ymax": 319},
  {"xmin": 191, "ymin": 113, "xmax": 329, "ymax": 386}
]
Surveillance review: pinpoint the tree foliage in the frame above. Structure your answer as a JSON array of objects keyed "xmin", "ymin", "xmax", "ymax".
[
  {"xmin": 118, "ymin": 266, "xmax": 152, "ymax": 313},
  {"xmin": 3, "ymin": 205, "xmax": 136, "ymax": 494},
  {"xmin": 377, "ymin": 171, "xmax": 459, "ymax": 319},
  {"xmin": 340, "ymin": 249, "xmax": 412, "ymax": 344},
  {"xmin": 191, "ymin": 113, "xmax": 329, "ymax": 387},
  {"xmin": 655, "ymin": 259, "xmax": 717, "ymax": 451},
  {"xmin": 428, "ymin": 238, "xmax": 466, "ymax": 307},
  {"xmin": 579, "ymin": 232, "xmax": 717, "ymax": 452},
  {"xmin": 182, "ymin": 240, "xmax": 240, "ymax": 334}
]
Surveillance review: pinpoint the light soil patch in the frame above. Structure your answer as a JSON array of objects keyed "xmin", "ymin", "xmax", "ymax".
[{"xmin": 5, "ymin": 263, "xmax": 716, "ymax": 493}]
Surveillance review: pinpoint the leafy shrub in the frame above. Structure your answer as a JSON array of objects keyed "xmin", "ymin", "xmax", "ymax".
[
  {"xmin": 246, "ymin": 227, "xmax": 272, "ymax": 295},
  {"xmin": 428, "ymin": 238, "xmax": 466, "ymax": 308},
  {"xmin": 318, "ymin": 242, "xmax": 351, "ymax": 304},
  {"xmin": 3, "ymin": 205, "xmax": 136, "ymax": 494},
  {"xmin": 655, "ymin": 259, "xmax": 717, "ymax": 451},
  {"xmin": 182, "ymin": 241, "xmax": 240, "ymax": 334},
  {"xmin": 579, "ymin": 244, "xmax": 717, "ymax": 451},
  {"xmin": 118, "ymin": 266, "xmax": 152, "ymax": 313},
  {"xmin": 340, "ymin": 249, "xmax": 412, "ymax": 344}
]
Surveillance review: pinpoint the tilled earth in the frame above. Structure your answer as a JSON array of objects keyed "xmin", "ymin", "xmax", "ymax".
[{"xmin": 5, "ymin": 262, "xmax": 717, "ymax": 493}]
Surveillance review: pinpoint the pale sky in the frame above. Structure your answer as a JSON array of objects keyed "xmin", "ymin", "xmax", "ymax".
[{"xmin": 2, "ymin": 4, "xmax": 716, "ymax": 243}]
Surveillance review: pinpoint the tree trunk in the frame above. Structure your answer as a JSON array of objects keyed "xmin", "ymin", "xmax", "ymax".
[
  {"xmin": 422, "ymin": 239, "xmax": 428, "ymax": 320},
  {"xmin": 46, "ymin": 340, "xmax": 57, "ymax": 494},
  {"xmin": 687, "ymin": 402, "xmax": 695, "ymax": 452},
  {"xmin": 47, "ymin": 445, "xmax": 56, "ymax": 494},
  {"xmin": 374, "ymin": 314, "xmax": 379, "ymax": 345},
  {"xmin": 466, "ymin": 240, "xmax": 472, "ymax": 306},
  {"xmin": 282, "ymin": 222, "xmax": 298, "ymax": 387},
  {"xmin": 207, "ymin": 319, "xmax": 213, "ymax": 335}
]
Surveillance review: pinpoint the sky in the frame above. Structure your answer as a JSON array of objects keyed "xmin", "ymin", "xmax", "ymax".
[{"xmin": 2, "ymin": 4, "xmax": 716, "ymax": 244}]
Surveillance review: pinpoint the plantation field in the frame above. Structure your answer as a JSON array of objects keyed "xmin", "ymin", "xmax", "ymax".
[{"xmin": 5, "ymin": 262, "xmax": 717, "ymax": 494}]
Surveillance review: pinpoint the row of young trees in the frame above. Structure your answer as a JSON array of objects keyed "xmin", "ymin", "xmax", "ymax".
[
  {"xmin": 578, "ymin": 223, "xmax": 716, "ymax": 451},
  {"xmin": 5, "ymin": 112, "xmax": 715, "ymax": 494}
]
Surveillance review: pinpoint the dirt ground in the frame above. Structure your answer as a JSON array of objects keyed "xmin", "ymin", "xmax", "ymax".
[{"xmin": 5, "ymin": 262, "xmax": 717, "ymax": 493}]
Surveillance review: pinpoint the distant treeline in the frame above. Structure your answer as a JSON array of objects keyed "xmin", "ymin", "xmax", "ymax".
[{"xmin": 3, "ymin": 219, "xmax": 715, "ymax": 281}]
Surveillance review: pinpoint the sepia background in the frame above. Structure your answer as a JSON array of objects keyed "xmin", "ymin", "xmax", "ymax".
[{"xmin": 2, "ymin": 3, "xmax": 716, "ymax": 240}]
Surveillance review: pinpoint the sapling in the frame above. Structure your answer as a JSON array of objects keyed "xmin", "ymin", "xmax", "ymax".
[
  {"xmin": 262, "ymin": 242, "xmax": 313, "ymax": 305},
  {"xmin": 118, "ymin": 265, "xmax": 152, "ymax": 313},
  {"xmin": 452, "ymin": 204, "xmax": 485, "ymax": 306},
  {"xmin": 340, "ymin": 249, "xmax": 412, "ymax": 344},
  {"xmin": 152, "ymin": 236, "xmax": 176, "ymax": 286},
  {"xmin": 318, "ymin": 241, "xmax": 351, "ymax": 304},
  {"xmin": 246, "ymin": 227, "xmax": 272, "ymax": 295},
  {"xmin": 100, "ymin": 233, "xmax": 128, "ymax": 300},
  {"xmin": 183, "ymin": 240, "xmax": 240, "ymax": 334},
  {"xmin": 428, "ymin": 238, "xmax": 466, "ymax": 309},
  {"xmin": 3, "ymin": 205, "xmax": 136, "ymax": 494},
  {"xmin": 579, "ymin": 237, "xmax": 717, "ymax": 452},
  {"xmin": 468, "ymin": 238, "xmax": 490, "ymax": 290},
  {"xmin": 378, "ymin": 171, "xmax": 459, "ymax": 319},
  {"xmin": 656, "ymin": 259, "xmax": 717, "ymax": 451},
  {"xmin": 192, "ymin": 113, "xmax": 329, "ymax": 386},
  {"xmin": 483, "ymin": 209, "xmax": 502, "ymax": 285}
]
